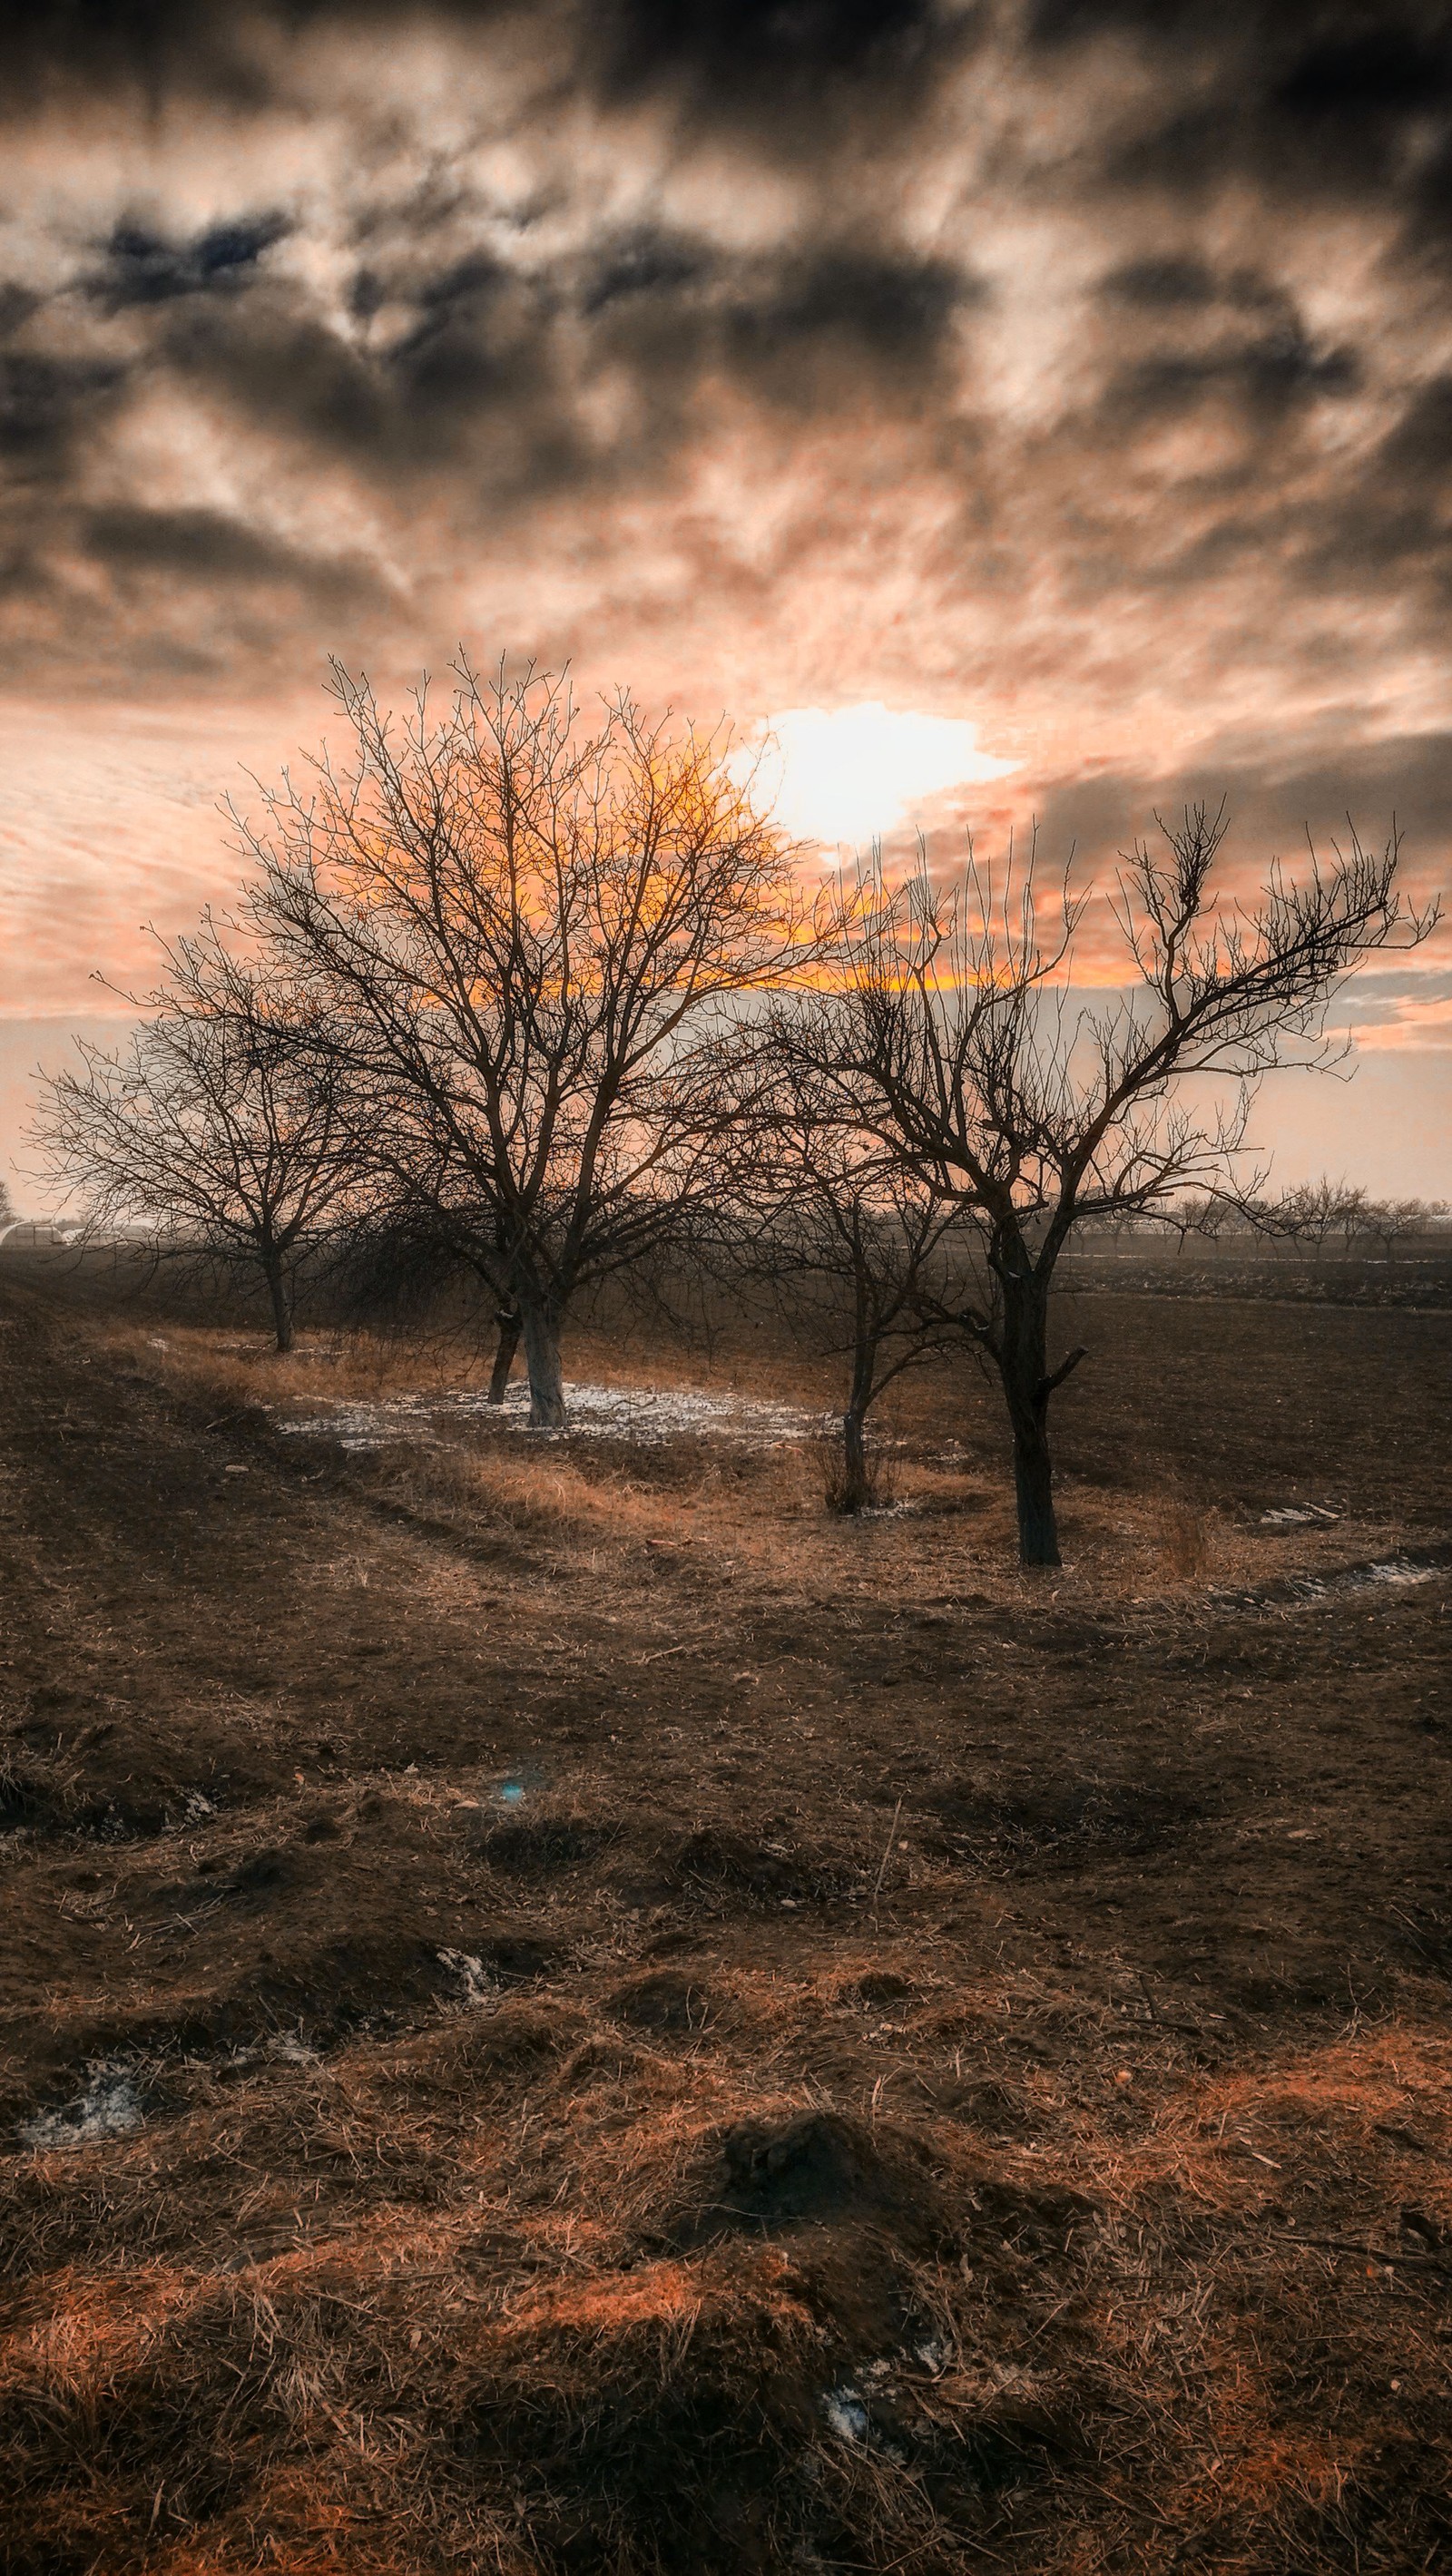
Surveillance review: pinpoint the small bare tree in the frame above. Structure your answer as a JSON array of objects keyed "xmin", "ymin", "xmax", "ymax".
[
  {"xmin": 239, "ymin": 660, "xmax": 805, "ymax": 1425},
  {"xmin": 783, "ymin": 805, "xmax": 1436, "ymax": 1566},
  {"xmin": 1359, "ymin": 1194, "xmax": 1450, "ymax": 1260},
  {"xmin": 32, "ymin": 922, "xmax": 357, "ymax": 1351},
  {"xmin": 1259, "ymin": 1176, "xmax": 1369, "ymax": 1260},
  {"xmin": 736, "ymin": 1037, "xmax": 967, "ymax": 1512}
]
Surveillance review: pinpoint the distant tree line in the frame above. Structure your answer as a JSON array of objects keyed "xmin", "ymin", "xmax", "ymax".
[
  {"xmin": 33, "ymin": 660, "xmax": 1439, "ymax": 1566},
  {"xmin": 1084, "ymin": 1184, "xmax": 1451, "ymax": 1259}
]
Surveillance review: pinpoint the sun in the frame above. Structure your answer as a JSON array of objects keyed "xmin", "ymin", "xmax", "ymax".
[{"xmin": 744, "ymin": 702, "xmax": 1017, "ymax": 851}]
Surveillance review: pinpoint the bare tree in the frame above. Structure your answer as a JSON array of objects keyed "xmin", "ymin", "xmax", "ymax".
[
  {"xmin": 733, "ymin": 1034, "xmax": 970, "ymax": 1511},
  {"xmin": 238, "ymin": 659, "xmax": 804, "ymax": 1425},
  {"xmin": 31, "ymin": 922, "xmax": 357, "ymax": 1351},
  {"xmin": 1359, "ymin": 1194, "xmax": 1450, "ymax": 1260},
  {"xmin": 1257, "ymin": 1176, "xmax": 1368, "ymax": 1260},
  {"xmin": 781, "ymin": 805, "xmax": 1436, "ymax": 1566}
]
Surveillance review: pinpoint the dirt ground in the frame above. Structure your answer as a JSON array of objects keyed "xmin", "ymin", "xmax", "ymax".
[{"xmin": 2, "ymin": 1255, "xmax": 1450, "ymax": 2576}]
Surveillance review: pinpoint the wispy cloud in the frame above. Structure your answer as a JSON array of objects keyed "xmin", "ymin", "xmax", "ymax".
[{"xmin": 1350, "ymin": 992, "xmax": 1452, "ymax": 1053}]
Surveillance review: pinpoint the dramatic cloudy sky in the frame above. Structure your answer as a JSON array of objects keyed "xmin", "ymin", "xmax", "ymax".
[{"xmin": 3, "ymin": 0, "xmax": 1451, "ymax": 1194}]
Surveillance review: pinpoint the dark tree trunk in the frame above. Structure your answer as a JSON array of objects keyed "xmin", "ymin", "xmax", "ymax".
[
  {"xmin": 519, "ymin": 1295, "xmax": 565, "ymax": 1428},
  {"xmin": 839, "ymin": 1402, "xmax": 871, "ymax": 1513},
  {"xmin": 1006, "ymin": 1389, "xmax": 1058, "ymax": 1566},
  {"xmin": 997, "ymin": 1268, "xmax": 1061, "ymax": 1568},
  {"xmin": 263, "ymin": 1253, "xmax": 294, "ymax": 1355},
  {"xmin": 487, "ymin": 1305, "xmax": 521, "ymax": 1404}
]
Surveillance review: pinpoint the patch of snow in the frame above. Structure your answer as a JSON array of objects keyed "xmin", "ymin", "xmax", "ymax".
[
  {"xmin": 1260, "ymin": 1503, "xmax": 1340, "ymax": 1526},
  {"xmin": 276, "ymin": 1377, "xmax": 826, "ymax": 1454},
  {"xmin": 1215, "ymin": 1550, "xmax": 1448, "ymax": 1613},
  {"xmin": 1292, "ymin": 1555, "xmax": 1445, "ymax": 1601},
  {"xmin": 821, "ymin": 2388, "xmax": 870, "ymax": 2444},
  {"xmin": 21, "ymin": 2070, "xmax": 144, "ymax": 2150},
  {"xmin": 268, "ymin": 2032, "xmax": 320, "ymax": 2065},
  {"xmin": 437, "ymin": 1947, "xmax": 495, "ymax": 2007}
]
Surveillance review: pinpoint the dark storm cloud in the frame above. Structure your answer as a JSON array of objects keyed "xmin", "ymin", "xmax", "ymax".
[
  {"xmin": 726, "ymin": 247, "xmax": 970, "ymax": 376},
  {"xmin": 1292, "ymin": 375, "xmax": 1452, "ymax": 598},
  {"xmin": 1101, "ymin": 257, "xmax": 1218, "ymax": 308},
  {"xmin": 576, "ymin": 235, "xmax": 973, "ymax": 423},
  {"xmin": 0, "ymin": 348, "xmax": 127, "ymax": 474},
  {"xmin": 0, "ymin": 4, "xmax": 515, "ymax": 107},
  {"xmin": 143, "ymin": 226, "xmax": 972, "ymax": 497},
  {"xmin": 87, "ymin": 212, "xmax": 291, "ymax": 311},
  {"xmin": 1037, "ymin": 1, "xmax": 1452, "ymax": 241},
  {"xmin": 1109, "ymin": 315, "xmax": 1359, "ymax": 426},
  {"xmin": 1034, "ymin": 727, "xmax": 1452, "ymax": 858},
  {"xmin": 0, "ymin": 0, "xmax": 975, "ymax": 126},
  {"xmin": 1018, "ymin": 729, "xmax": 1452, "ymax": 998},
  {"xmin": 83, "ymin": 504, "xmax": 378, "ymax": 602},
  {"xmin": 580, "ymin": 229, "xmax": 712, "ymax": 317},
  {"xmin": 584, "ymin": 0, "xmax": 985, "ymax": 144}
]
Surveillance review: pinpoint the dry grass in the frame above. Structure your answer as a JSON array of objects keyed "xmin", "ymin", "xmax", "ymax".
[
  {"xmin": 5, "ymin": 1983, "xmax": 1450, "ymax": 2575},
  {"xmin": 4, "ymin": 1277, "xmax": 1450, "ymax": 2574}
]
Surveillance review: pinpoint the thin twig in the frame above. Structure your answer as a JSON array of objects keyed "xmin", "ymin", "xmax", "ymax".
[{"xmin": 871, "ymin": 1796, "xmax": 904, "ymax": 1921}]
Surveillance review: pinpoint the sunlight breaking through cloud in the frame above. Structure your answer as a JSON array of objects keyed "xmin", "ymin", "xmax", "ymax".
[{"xmin": 745, "ymin": 704, "xmax": 1017, "ymax": 852}]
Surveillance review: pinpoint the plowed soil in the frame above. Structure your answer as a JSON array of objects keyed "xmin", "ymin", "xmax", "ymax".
[{"xmin": 2, "ymin": 1262, "xmax": 1450, "ymax": 2576}]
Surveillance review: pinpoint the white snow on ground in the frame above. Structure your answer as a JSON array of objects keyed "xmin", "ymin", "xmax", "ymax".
[
  {"xmin": 437, "ymin": 1947, "xmax": 498, "ymax": 2007},
  {"xmin": 821, "ymin": 2389, "xmax": 870, "ymax": 2444},
  {"xmin": 274, "ymin": 1377, "xmax": 826, "ymax": 1452},
  {"xmin": 1217, "ymin": 1552, "xmax": 1450, "ymax": 1612},
  {"xmin": 1346, "ymin": 1556, "xmax": 1445, "ymax": 1590},
  {"xmin": 21, "ymin": 2071, "xmax": 144, "ymax": 2150}
]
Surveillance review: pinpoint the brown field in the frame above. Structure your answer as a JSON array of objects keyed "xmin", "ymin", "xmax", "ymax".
[{"xmin": 2, "ymin": 1253, "xmax": 1450, "ymax": 2575}]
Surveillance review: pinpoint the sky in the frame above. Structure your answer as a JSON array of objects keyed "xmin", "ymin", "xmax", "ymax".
[{"xmin": 2, "ymin": 0, "xmax": 1451, "ymax": 1202}]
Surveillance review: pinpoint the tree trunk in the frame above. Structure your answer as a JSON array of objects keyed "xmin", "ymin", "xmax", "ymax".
[
  {"xmin": 519, "ymin": 1296, "xmax": 565, "ymax": 1428},
  {"xmin": 1007, "ymin": 1393, "xmax": 1058, "ymax": 1566},
  {"xmin": 263, "ymin": 1254, "xmax": 294, "ymax": 1355},
  {"xmin": 839, "ymin": 1403, "xmax": 871, "ymax": 1513},
  {"xmin": 487, "ymin": 1305, "xmax": 521, "ymax": 1405},
  {"xmin": 998, "ymin": 1272, "xmax": 1060, "ymax": 1568}
]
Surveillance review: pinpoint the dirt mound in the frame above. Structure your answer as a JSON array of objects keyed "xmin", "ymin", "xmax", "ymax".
[
  {"xmin": 475, "ymin": 1813, "xmax": 615, "ymax": 1872},
  {"xmin": 473, "ymin": 1930, "xmax": 567, "ymax": 1983},
  {"xmin": 712, "ymin": 2111, "xmax": 951, "ymax": 2248},
  {"xmin": 853, "ymin": 1968, "xmax": 913, "ymax": 2005},
  {"xmin": 720, "ymin": 2111, "xmax": 886, "ymax": 2221},
  {"xmin": 608, "ymin": 1969, "xmax": 711, "ymax": 2032},
  {"xmin": 674, "ymin": 1826, "xmax": 853, "ymax": 1904},
  {"xmin": 2, "ymin": 1699, "xmax": 269, "ymax": 1844}
]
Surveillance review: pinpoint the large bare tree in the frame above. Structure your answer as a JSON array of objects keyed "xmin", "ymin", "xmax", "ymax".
[
  {"xmin": 780, "ymin": 806, "xmax": 1436, "ymax": 1565},
  {"xmin": 33, "ymin": 921, "xmax": 357, "ymax": 1351},
  {"xmin": 238, "ymin": 660, "xmax": 804, "ymax": 1425}
]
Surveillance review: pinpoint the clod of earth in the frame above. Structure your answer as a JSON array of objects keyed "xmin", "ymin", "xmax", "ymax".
[
  {"xmin": 608, "ymin": 1970, "xmax": 711, "ymax": 2033},
  {"xmin": 476, "ymin": 1814, "xmax": 614, "ymax": 1872}
]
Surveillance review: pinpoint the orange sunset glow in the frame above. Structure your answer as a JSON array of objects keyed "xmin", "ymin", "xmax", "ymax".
[{"xmin": 0, "ymin": 1, "xmax": 1449, "ymax": 1189}]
